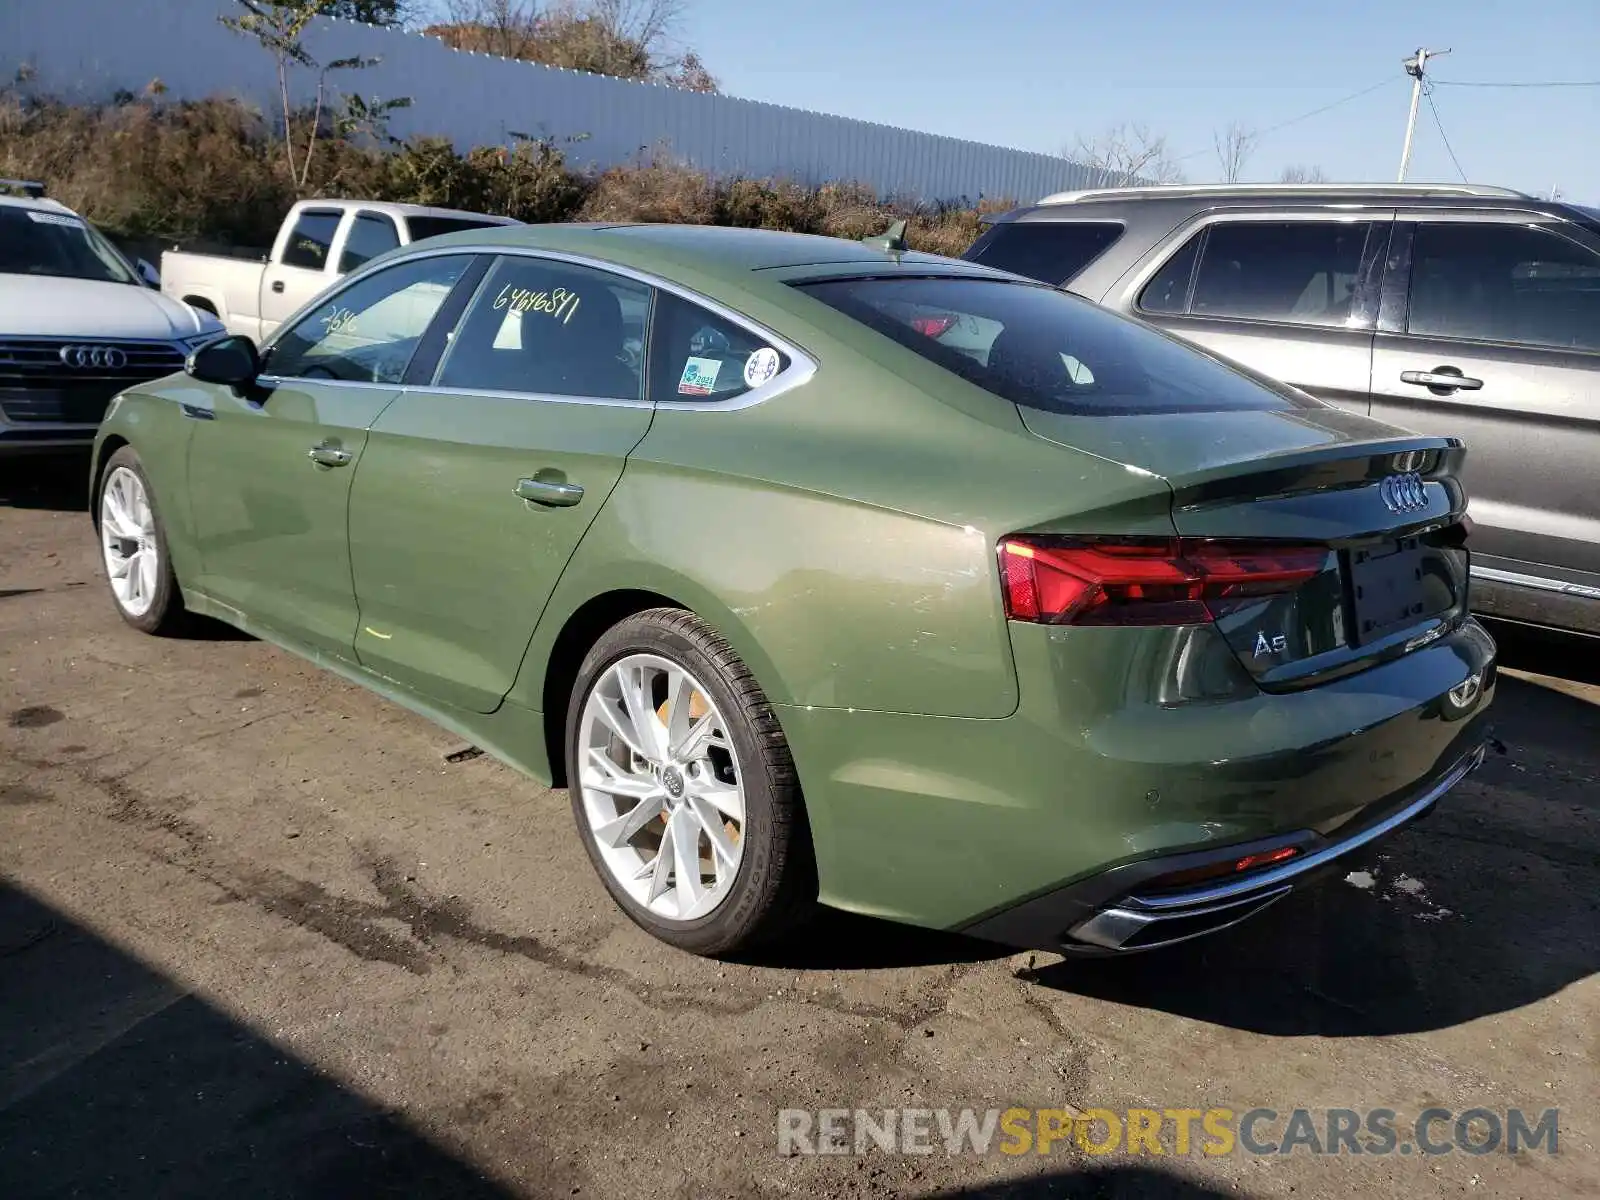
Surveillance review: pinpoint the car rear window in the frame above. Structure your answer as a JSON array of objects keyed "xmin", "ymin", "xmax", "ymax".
[
  {"xmin": 406, "ymin": 216, "xmax": 505, "ymax": 242},
  {"xmin": 794, "ymin": 275, "xmax": 1292, "ymax": 416},
  {"xmin": 963, "ymin": 221, "xmax": 1122, "ymax": 284}
]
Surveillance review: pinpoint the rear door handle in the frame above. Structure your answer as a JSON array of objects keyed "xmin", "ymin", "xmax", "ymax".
[
  {"xmin": 307, "ymin": 444, "xmax": 352, "ymax": 468},
  {"xmin": 515, "ymin": 476, "xmax": 584, "ymax": 507},
  {"xmin": 1400, "ymin": 367, "xmax": 1483, "ymax": 393},
  {"xmin": 270, "ymin": 280, "xmax": 286, "ymax": 294}
]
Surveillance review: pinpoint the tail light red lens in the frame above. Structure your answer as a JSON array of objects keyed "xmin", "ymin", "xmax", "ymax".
[
  {"xmin": 998, "ymin": 537, "xmax": 1327, "ymax": 626},
  {"xmin": 909, "ymin": 313, "xmax": 959, "ymax": 338}
]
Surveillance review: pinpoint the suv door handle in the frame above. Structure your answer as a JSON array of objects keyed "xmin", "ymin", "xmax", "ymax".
[
  {"xmin": 1400, "ymin": 367, "xmax": 1483, "ymax": 394},
  {"xmin": 515, "ymin": 476, "xmax": 584, "ymax": 507},
  {"xmin": 307, "ymin": 444, "xmax": 352, "ymax": 467}
]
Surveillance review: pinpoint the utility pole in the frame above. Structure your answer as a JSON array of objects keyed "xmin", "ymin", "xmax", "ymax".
[{"xmin": 1398, "ymin": 47, "xmax": 1451, "ymax": 181}]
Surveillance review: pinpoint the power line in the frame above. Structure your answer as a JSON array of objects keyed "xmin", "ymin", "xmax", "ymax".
[
  {"xmin": 1424, "ymin": 84, "xmax": 1469, "ymax": 182},
  {"xmin": 1434, "ymin": 79, "xmax": 1600, "ymax": 88},
  {"xmin": 1174, "ymin": 76, "xmax": 1399, "ymax": 161}
]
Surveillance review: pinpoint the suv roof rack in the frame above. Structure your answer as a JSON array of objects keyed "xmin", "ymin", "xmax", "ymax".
[
  {"xmin": 1037, "ymin": 182, "xmax": 1530, "ymax": 205},
  {"xmin": 0, "ymin": 178, "xmax": 48, "ymax": 199}
]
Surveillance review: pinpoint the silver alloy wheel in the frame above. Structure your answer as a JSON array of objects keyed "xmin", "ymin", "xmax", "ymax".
[
  {"xmin": 100, "ymin": 465, "xmax": 159, "ymax": 618},
  {"xmin": 577, "ymin": 653, "xmax": 746, "ymax": 921}
]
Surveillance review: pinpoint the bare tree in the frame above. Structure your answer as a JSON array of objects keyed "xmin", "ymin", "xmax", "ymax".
[
  {"xmin": 1278, "ymin": 164, "xmax": 1330, "ymax": 184},
  {"xmin": 1067, "ymin": 123, "xmax": 1184, "ymax": 187},
  {"xmin": 1212, "ymin": 121, "xmax": 1257, "ymax": 184},
  {"xmin": 433, "ymin": 0, "xmax": 543, "ymax": 59}
]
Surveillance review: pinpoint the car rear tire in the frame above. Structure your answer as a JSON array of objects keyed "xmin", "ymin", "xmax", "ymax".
[
  {"xmin": 566, "ymin": 607, "xmax": 815, "ymax": 956},
  {"xmin": 97, "ymin": 446, "xmax": 188, "ymax": 636}
]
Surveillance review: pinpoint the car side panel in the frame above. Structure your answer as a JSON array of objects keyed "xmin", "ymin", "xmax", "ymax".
[{"xmin": 92, "ymin": 389, "xmax": 200, "ymax": 583}]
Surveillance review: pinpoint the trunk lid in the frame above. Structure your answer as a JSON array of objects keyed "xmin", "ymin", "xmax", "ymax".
[{"xmin": 1018, "ymin": 407, "xmax": 1473, "ymax": 690}]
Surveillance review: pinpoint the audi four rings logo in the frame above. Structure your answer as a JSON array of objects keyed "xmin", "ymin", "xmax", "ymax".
[
  {"xmin": 1380, "ymin": 472, "xmax": 1428, "ymax": 514},
  {"xmin": 59, "ymin": 345, "xmax": 127, "ymax": 370}
]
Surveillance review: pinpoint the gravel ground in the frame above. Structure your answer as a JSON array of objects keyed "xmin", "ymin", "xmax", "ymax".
[{"xmin": 2, "ymin": 452, "xmax": 1595, "ymax": 1200}]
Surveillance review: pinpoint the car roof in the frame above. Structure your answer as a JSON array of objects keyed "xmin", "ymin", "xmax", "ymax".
[
  {"xmin": 991, "ymin": 182, "xmax": 1584, "ymax": 224},
  {"xmin": 406, "ymin": 221, "xmax": 1005, "ymax": 286},
  {"xmin": 0, "ymin": 193, "xmax": 79, "ymax": 216}
]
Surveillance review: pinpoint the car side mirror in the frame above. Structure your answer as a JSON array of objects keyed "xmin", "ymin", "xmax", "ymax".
[
  {"xmin": 186, "ymin": 335, "xmax": 261, "ymax": 390},
  {"xmin": 137, "ymin": 258, "xmax": 160, "ymax": 288}
]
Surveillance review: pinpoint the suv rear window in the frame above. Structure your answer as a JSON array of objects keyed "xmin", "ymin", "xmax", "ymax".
[
  {"xmin": 963, "ymin": 221, "xmax": 1122, "ymax": 285},
  {"xmin": 795, "ymin": 275, "xmax": 1290, "ymax": 416}
]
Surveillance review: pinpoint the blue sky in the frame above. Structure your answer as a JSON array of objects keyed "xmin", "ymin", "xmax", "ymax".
[{"xmin": 672, "ymin": 0, "xmax": 1600, "ymax": 201}]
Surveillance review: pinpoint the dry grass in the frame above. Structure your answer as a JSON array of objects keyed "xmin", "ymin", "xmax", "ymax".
[{"xmin": 0, "ymin": 91, "xmax": 1003, "ymax": 261}]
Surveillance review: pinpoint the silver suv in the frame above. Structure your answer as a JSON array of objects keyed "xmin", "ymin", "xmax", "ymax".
[{"xmin": 965, "ymin": 183, "xmax": 1600, "ymax": 637}]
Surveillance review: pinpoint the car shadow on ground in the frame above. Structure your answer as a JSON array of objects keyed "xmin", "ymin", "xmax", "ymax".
[
  {"xmin": 0, "ymin": 879, "xmax": 514, "ymax": 1199},
  {"xmin": 1023, "ymin": 636, "xmax": 1600, "ymax": 1037},
  {"xmin": 0, "ymin": 450, "xmax": 92, "ymax": 513},
  {"xmin": 922, "ymin": 1165, "xmax": 1235, "ymax": 1199},
  {"xmin": 735, "ymin": 906, "xmax": 1015, "ymax": 971}
]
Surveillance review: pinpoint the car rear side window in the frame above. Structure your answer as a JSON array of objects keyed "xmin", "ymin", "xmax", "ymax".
[
  {"xmin": 280, "ymin": 209, "xmax": 341, "ymax": 271},
  {"xmin": 1407, "ymin": 222, "xmax": 1600, "ymax": 352},
  {"xmin": 434, "ymin": 256, "xmax": 649, "ymax": 400},
  {"xmin": 795, "ymin": 275, "xmax": 1291, "ymax": 416},
  {"xmin": 647, "ymin": 292, "xmax": 790, "ymax": 405},
  {"xmin": 964, "ymin": 222, "xmax": 1122, "ymax": 285},
  {"xmin": 1141, "ymin": 221, "xmax": 1374, "ymax": 326},
  {"xmin": 339, "ymin": 212, "xmax": 401, "ymax": 273}
]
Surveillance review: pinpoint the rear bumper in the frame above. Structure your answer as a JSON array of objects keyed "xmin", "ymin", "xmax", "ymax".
[
  {"xmin": 963, "ymin": 739, "xmax": 1486, "ymax": 953},
  {"xmin": 778, "ymin": 616, "xmax": 1498, "ymax": 934}
]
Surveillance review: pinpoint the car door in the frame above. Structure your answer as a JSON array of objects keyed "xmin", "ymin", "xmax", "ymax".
[
  {"xmin": 1115, "ymin": 213, "xmax": 1390, "ymax": 415},
  {"xmin": 186, "ymin": 252, "xmax": 479, "ymax": 660},
  {"xmin": 346, "ymin": 252, "xmax": 655, "ymax": 713},
  {"xmin": 259, "ymin": 207, "xmax": 344, "ymax": 338},
  {"xmin": 1370, "ymin": 213, "xmax": 1600, "ymax": 596}
]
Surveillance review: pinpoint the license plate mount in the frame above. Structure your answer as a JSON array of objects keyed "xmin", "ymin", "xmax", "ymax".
[{"xmin": 1349, "ymin": 537, "xmax": 1430, "ymax": 644}]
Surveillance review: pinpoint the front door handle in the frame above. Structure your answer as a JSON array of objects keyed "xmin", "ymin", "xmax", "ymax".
[
  {"xmin": 515, "ymin": 476, "xmax": 584, "ymax": 507},
  {"xmin": 307, "ymin": 444, "xmax": 352, "ymax": 468},
  {"xmin": 1400, "ymin": 366, "xmax": 1484, "ymax": 394}
]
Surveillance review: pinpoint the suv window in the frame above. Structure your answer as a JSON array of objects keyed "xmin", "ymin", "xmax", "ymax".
[
  {"xmin": 268, "ymin": 255, "xmax": 471, "ymax": 384},
  {"xmin": 1142, "ymin": 221, "xmax": 1373, "ymax": 326},
  {"xmin": 1408, "ymin": 222, "xmax": 1600, "ymax": 352},
  {"xmin": 339, "ymin": 212, "xmax": 401, "ymax": 273},
  {"xmin": 280, "ymin": 209, "xmax": 342, "ymax": 271},
  {"xmin": 963, "ymin": 222, "xmax": 1123, "ymax": 285},
  {"xmin": 648, "ymin": 293, "xmax": 791, "ymax": 405},
  {"xmin": 795, "ymin": 275, "xmax": 1292, "ymax": 416},
  {"xmin": 434, "ymin": 256, "xmax": 648, "ymax": 400}
]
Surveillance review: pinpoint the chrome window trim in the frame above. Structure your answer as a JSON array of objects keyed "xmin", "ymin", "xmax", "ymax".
[{"xmin": 261, "ymin": 242, "xmax": 817, "ymax": 413}]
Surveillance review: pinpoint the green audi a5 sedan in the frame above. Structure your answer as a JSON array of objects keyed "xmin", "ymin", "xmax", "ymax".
[{"xmin": 89, "ymin": 222, "xmax": 1496, "ymax": 957}]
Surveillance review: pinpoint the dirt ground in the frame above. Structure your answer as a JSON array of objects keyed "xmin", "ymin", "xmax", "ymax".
[{"xmin": 2, "ymin": 452, "xmax": 1595, "ymax": 1200}]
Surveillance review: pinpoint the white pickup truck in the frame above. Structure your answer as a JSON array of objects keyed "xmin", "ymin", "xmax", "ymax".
[{"xmin": 160, "ymin": 199, "xmax": 518, "ymax": 340}]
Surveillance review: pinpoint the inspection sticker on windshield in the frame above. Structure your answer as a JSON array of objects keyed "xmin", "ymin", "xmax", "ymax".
[
  {"xmin": 26, "ymin": 211, "xmax": 84, "ymax": 227},
  {"xmin": 678, "ymin": 356, "xmax": 721, "ymax": 396},
  {"xmin": 743, "ymin": 347, "xmax": 781, "ymax": 389}
]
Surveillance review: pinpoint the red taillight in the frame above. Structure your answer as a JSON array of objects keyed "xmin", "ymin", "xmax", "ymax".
[
  {"xmin": 998, "ymin": 537, "xmax": 1326, "ymax": 626},
  {"xmin": 910, "ymin": 313, "xmax": 958, "ymax": 338},
  {"xmin": 1233, "ymin": 845, "xmax": 1300, "ymax": 873}
]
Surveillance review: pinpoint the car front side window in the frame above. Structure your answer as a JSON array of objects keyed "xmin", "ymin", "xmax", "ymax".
[
  {"xmin": 267, "ymin": 255, "xmax": 473, "ymax": 384},
  {"xmin": 434, "ymin": 256, "xmax": 649, "ymax": 401}
]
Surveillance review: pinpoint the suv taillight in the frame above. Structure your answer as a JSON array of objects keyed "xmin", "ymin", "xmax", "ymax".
[{"xmin": 998, "ymin": 537, "xmax": 1327, "ymax": 626}]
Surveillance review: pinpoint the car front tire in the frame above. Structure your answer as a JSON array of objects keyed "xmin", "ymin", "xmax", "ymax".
[
  {"xmin": 566, "ymin": 607, "xmax": 815, "ymax": 956},
  {"xmin": 97, "ymin": 446, "xmax": 188, "ymax": 636}
]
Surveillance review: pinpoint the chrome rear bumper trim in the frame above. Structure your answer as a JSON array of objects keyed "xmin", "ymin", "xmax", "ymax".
[{"xmin": 1068, "ymin": 742, "xmax": 1486, "ymax": 950}]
